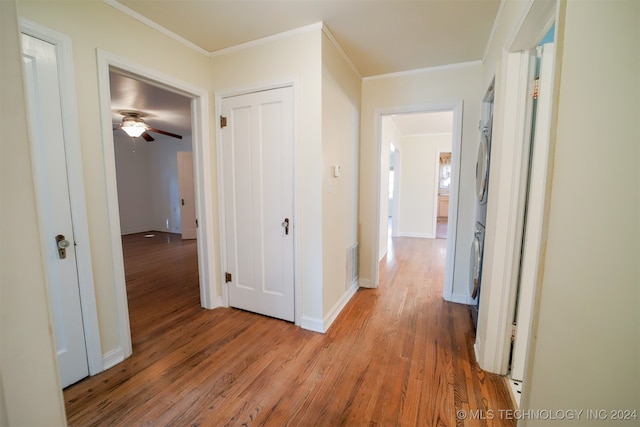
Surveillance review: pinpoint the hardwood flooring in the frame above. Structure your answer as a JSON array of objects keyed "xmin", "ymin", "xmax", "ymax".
[{"xmin": 64, "ymin": 233, "xmax": 514, "ymax": 426}]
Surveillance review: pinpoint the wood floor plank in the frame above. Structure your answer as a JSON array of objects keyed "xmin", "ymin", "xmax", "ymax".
[{"xmin": 64, "ymin": 232, "xmax": 514, "ymax": 426}]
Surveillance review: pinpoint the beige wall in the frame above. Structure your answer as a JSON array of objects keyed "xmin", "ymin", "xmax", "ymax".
[
  {"xmin": 1, "ymin": 0, "xmax": 67, "ymax": 424},
  {"xmin": 360, "ymin": 64, "xmax": 483, "ymax": 296},
  {"xmin": 321, "ymin": 33, "xmax": 361, "ymax": 318},
  {"xmin": 210, "ymin": 29, "xmax": 324, "ymax": 322},
  {"xmin": 522, "ymin": 1, "xmax": 640, "ymax": 423},
  {"xmin": 17, "ymin": 0, "xmax": 215, "ymax": 355},
  {"xmin": 397, "ymin": 134, "xmax": 451, "ymax": 238}
]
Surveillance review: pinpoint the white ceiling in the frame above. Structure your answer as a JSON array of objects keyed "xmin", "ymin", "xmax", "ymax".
[
  {"xmin": 110, "ymin": 71, "xmax": 192, "ymax": 138},
  {"xmin": 113, "ymin": 0, "xmax": 501, "ymax": 78},
  {"xmin": 108, "ymin": 1, "xmax": 499, "ymax": 137}
]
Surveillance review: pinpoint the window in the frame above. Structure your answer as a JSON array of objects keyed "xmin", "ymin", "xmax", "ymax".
[{"xmin": 439, "ymin": 152, "xmax": 452, "ymax": 193}]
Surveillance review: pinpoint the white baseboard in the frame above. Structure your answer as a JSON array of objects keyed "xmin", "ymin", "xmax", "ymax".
[
  {"xmin": 446, "ymin": 292, "xmax": 474, "ymax": 305},
  {"xmin": 322, "ymin": 281, "xmax": 359, "ymax": 332},
  {"xmin": 358, "ymin": 278, "xmax": 374, "ymax": 288},
  {"xmin": 300, "ymin": 281, "xmax": 359, "ymax": 333},
  {"xmin": 300, "ymin": 315, "xmax": 324, "ymax": 333},
  {"xmin": 102, "ymin": 347, "xmax": 126, "ymax": 371},
  {"xmin": 398, "ymin": 232, "xmax": 435, "ymax": 239},
  {"xmin": 120, "ymin": 226, "xmax": 153, "ymax": 235},
  {"xmin": 216, "ymin": 295, "xmax": 225, "ymax": 308}
]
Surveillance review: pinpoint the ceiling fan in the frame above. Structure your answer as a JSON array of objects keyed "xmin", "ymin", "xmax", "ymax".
[{"xmin": 113, "ymin": 110, "xmax": 182, "ymax": 141}]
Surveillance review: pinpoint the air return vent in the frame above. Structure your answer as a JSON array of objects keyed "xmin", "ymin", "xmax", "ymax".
[{"xmin": 346, "ymin": 243, "xmax": 359, "ymax": 288}]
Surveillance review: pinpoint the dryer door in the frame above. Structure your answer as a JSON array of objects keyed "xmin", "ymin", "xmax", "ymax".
[
  {"xmin": 469, "ymin": 234, "xmax": 482, "ymax": 299},
  {"xmin": 476, "ymin": 131, "xmax": 490, "ymax": 204}
]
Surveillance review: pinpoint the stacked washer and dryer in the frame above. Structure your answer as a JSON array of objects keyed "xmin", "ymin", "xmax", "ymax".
[{"xmin": 470, "ymin": 85, "xmax": 494, "ymax": 329}]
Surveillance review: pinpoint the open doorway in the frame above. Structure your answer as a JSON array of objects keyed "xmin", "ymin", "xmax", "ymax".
[
  {"xmin": 96, "ymin": 51, "xmax": 215, "ymax": 364},
  {"xmin": 376, "ymin": 106, "xmax": 460, "ymax": 297},
  {"xmin": 436, "ymin": 151, "xmax": 452, "ymax": 239},
  {"xmin": 109, "ymin": 69, "xmax": 201, "ymax": 347}
]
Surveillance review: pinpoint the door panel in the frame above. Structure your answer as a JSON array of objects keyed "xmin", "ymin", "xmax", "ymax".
[
  {"xmin": 222, "ymin": 87, "xmax": 294, "ymax": 322},
  {"xmin": 22, "ymin": 33, "xmax": 89, "ymax": 388},
  {"xmin": 177, "ymin": 151, "xmax": 197, "ymax": 240},
  {"xmin": 511, "ymin": 44, "xmax": 555, "ymax": 382}
]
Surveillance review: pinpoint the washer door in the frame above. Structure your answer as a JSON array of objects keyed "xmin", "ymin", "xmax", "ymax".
[
  {"xmin": 476, "ymin": 131, "xmax": 490, "ymax": 204},
  {"xmin": 469, "ymin": 235, "xmax": 482, "ymax": 299}
]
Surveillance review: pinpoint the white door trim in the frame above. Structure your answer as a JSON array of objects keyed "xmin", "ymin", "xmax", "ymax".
[
  {"xmin": 474, "ymin": 0, "xmax": 558, "ymax": 375},
  {"xmin": 20, "ymin": 18, "xmax": 104, "ymax": 375},
  {"xmin": 370, "ymin": 102, "xmax": 463, "ymax": 301},
  {"xmin": 215, "ymin": 79, "xmax": 301, "ymax": 325},
  {"xmin": 96, "ymin": 50, "xmax": 215, "ymax": 364},
  {"xmin": 20, "ymin": 19, "xmax": 103, "ymax": 376}
]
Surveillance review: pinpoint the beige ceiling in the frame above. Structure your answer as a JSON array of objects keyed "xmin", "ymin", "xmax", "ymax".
[
  {"xmin": 113, "ymin": 0, "xmax": 501, "ymax": 77},
  {"xmin": 108, "ymin": 1, "xmax": 499, "ymax": 138}
]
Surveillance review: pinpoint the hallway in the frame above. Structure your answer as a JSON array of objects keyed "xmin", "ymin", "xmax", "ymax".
[{"xmin": 63, "ymin": 235, "xmax": 514, "ymax": 426}]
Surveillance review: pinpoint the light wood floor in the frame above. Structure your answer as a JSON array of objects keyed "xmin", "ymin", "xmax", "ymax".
[{"xmin": 64, "ymin": 232, "xmax": 514, "ymax": 426}]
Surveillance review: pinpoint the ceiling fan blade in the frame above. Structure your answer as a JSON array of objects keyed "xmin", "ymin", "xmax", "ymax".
[
  {"xmin": 146, "ymin": 127, "xmax": 183, "ymax": 140},
  {"xmin": 141, "ymin": 132, "xmax": 155, "ymax": 142}
]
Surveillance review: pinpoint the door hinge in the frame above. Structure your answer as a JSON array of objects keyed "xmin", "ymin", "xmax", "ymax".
[
  {"xmin": 225, "ymin": 272, "xmax": 232, "ymax": 283},
  {"xmin": 220, "ymin": 116, "xmax": 227, "ymax": 128},
  {"xmin": 511, "ymin": 323, "xmax": 517, "ymax": 342},
  {"xmin": 532, "ymin": 78, "xmax": 540, "ymax": 100}
]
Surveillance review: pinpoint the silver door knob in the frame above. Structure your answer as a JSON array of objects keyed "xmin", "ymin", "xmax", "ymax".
[{"xmin": 56, "ymin": 234, "xmax": 70, "ymax": 259}]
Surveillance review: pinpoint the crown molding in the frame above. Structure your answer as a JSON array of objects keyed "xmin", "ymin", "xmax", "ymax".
[
  {"xmin": 102, "ymin": 0, "xmax": 210, "ymax": 56},
  {"xmin": 363, "ymin": 60, "xmax": 483, "ymax": 82},
  {"xmin": 210, "ymin": 22, "xmax": 324, "ymax": 58}
]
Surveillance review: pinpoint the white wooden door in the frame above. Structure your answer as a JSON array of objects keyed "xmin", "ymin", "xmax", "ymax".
[
  {"xmin": 221, "ymin": 86, "xmax": 295, "ymax": 322},
  {"xmin": 177, "ymin": 151, "xmax": 197, "ymax": 240},
  {"xmin": 22, "ymin": 34, "xmax": 89, "ymax": 387},
  {"xmin": 511, "ymin": 44, "xmax": 555, "ymax": 382}
]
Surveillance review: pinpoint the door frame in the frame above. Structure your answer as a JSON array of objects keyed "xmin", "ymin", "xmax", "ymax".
[
  {"xmin": 474, "ymin": 0, "xmax": 559, "ymax": 375},
  {"xmin": 434, "ymin": 148, "xmax": 452, "ymax": 228},
  {"xmin": 389, "ymin": 144, "xmax": 400, "ymax": 238},
  {"xmin": 20, "ymin": 19, "xmax": 103, "ymax": 375},
  {"xmin": 215, "ymin": 80, "xmax": 301, "ymax": 325},
  {"xmin": 97, "ymin": 50, "xmax": 215, "ymax": 363},
  {"xmin": 371, "ymin": 102, "xmax": 463, "ymax": 303}
]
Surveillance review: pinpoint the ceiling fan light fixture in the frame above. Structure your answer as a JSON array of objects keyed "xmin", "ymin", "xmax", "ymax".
[{"xmin": 121, "ymin": 118, "xmax": 147, "ymax": 138}]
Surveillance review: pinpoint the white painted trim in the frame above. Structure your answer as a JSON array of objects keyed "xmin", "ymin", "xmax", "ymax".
[
  {"xmin": 211, "ymin": 22, "xmax": 323, "ymax": 58},
  {"xmin": 322, "ymin": 281, "xmax": 359, "ymax": 332},
  {"xmin": 390, "ymin": 144, "xmax": 401, "ymax": 238},
  {"xmin": 434, "ymin": 148, "xmax": 445, "ymax": 235},
  {"xmin": 507, "ymin": 0, "xmax": 557, "ymax": 53},
  {"xmin": 442, "ymin": 104, "xmax": 463, "ymax": 303},
  {"xmin": 482, "ymin": 0, "xmax": 506, "ymax": 64},
  {"xmin": 476, "ymin": 52, "xmax": 532, "ymax": 375},
  {"xmin": 372, "ymin": 103, "xmax": 463, "ymax": 303},
  {"xmin": 359, "ymin": 278, "xmax": 374, "ymax": 289},
  {"xmin": 450, "ymin": 292, "xmax": 474, "ymax": 305},
  {"xmin": 475, "ymin": 0, "xmax": 560, "ymax": 377},
  {"xmin": 215, "ymin": 78, "xmax": 302, "ymax": 326},
  {"xmin": 398, "ymin": 232, "xmax": 435, "ymax": 239},
  {"xmin": 20, "ymin": 19, "xmax": 104, "ymax": 377},
  {"xmin": 300, "ymin": 316, "xmax": 324, "ymax": 333},
  {"xmin": 301, "ymin": 279, "xmax": 358, "ymax": 333},
  {"xmin": 102, "ymin": 347, "xmax": 125, "ymax": 371},
  {"xmin": 101, "ymin": 0, "xmax": 209, "ymax": 56},
  {"xmin": 96, "ymin": 49, "xmax": 216, "ymax": 365},
  {"xmin": 363, "ymin": 60, "xmax": 482, "ymax": 82},
  {"xmin": 320, "ymin": 23, "xmax": 361, "ymax": 79}
]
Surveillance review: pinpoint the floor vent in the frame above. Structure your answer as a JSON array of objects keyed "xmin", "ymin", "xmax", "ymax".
[{"xmin": 346, "ymin": 243, "xmax": 359, "ymax": 287}]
